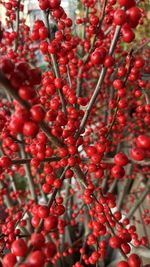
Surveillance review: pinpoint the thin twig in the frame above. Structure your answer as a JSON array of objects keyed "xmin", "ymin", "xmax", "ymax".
[
  {"xmin": 75, "ymin": 25, "xmax": 121, "ymax": 139},
  {"xmin": 14, "ymin": 0, "xmax": 21, "ymax": 51},
  {"xmin": 43, "ymin": 11, "xmax": 67, "ymax": 115},
  {"xmin": 127, "ymin": 182, "xmax": 150, "ymax": 219},
  {"xmin": 12, "ymin": 156, "xmax": 61, "ymax": 165}
]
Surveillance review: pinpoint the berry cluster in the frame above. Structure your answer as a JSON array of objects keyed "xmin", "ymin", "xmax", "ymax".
[{"xmin": 0, "ymin": 0, "xmax": 150, "ymax": 266}]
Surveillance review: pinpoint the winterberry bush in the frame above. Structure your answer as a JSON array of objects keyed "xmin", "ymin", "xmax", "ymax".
[{"xmin": 0, "ymin": 0, "xmax": 150, "ymax": 266}]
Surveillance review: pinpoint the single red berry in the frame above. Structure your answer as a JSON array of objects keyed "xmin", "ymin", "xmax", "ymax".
[
  {"xmin": 91, "ymin": 48, "xmax": 107, "ymax": 65},
  {"xmin": 122, "ymin": 28, "xmax": 135, "ymax": 43},
  {"xmin": 111, "ymin": 165, "xmax": 125, "ymax": 179},
  {"xmin": 18, "ymin": 86, "xmax": 35, "ymax": 101},
  {"xmin": 39, "ymin": 0, "xmax": 49, "ymax": 9},
  {"xmin": 38, "ymin": 205, "xmax": 49, "ymax": 218},
  {"xmin": 49, "ymin": 0, "xmax": 61, "ymax": 9},
  {"xmin": 0, "ymin": 156, "xmax": 11, "ymax": 168},
  {"xmin": 127, "ymin": 7, "xmax": 141, "ymax": 27},
  {"xmin": 114, "ymin": 152, "xmax": 128, "ymax": 166},
  {"xmin": 30, "ymin": 233, "xmax": 45, "ymax": 248},
  {"xmin": 28, "ymin": 250, "xmax": 45, "ymax": 267},
  {"xmin": 128, "ymin": 254, "xmax": 141, "ymax": 267},
  {"xmin": 114, "ymin": 10, "xmax": 127, "ymax": 25},
  {"xmin": 11, "ymin": 239, "xmax": 28, "ymax": 257},
  {"xmin": 136, "ymin": 135, "xmax": 150, "ymax": 150},
  {"xmin": 42, "ymin": 242, "xmax": 56, "ymax": 259},
  {"xmin": 3, "ymin": 253, "xmax": 16, "ymax": 267},
  {"xmin": 30, "ymin": 105, "xmax": 45, "ymax": 122},
  {"xmin": 23, "ymin": 121, "xmax": 39, "ymax": 137},
  {"xmin": 44, "ymin": 215, "xmax": 58, "ymax": 231},
  {"xmin": 130, "ymin": 147, "xmax": 145, "ymax": 161},
  {"xmin": 117, "ymin": 261, "xmax": 129, "ymax": 267},
  {"xmin": 109, "ymin": 236, "xmax": 122, "ymax": 248}
]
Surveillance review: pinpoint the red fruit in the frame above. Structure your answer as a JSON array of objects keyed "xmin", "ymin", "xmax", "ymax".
[
  {"xmin": 34, "ymin": 20, "xmax": 45, "ymax": 30},
  {"xmin": 136, "ymin": 135, "xmax": 150, "ymax": 150},
  {"xmin": 128, "ymin": 254, "xmax": 141, "ymax": 267},
  {"xmin": 130, "ymin": 147, "xmax": 145, "ymax": 161},
  {"xmin": 3, "ymin": 253, "xmax": 16, "ymax": 267},
  {"xmin": 19, "ymin": 86, "xmax": 35, "ymax": 101},
  {"xmin": 86, "ymin": 146, "xmax": 97, "ymax": 157},
  {"xmin": 49, "ymin": 0, "xmax": 61, "ymax": 9},
  {"xmin": 31, "ymin": 29, "xmax": 40, "ymax": 40},
  {"xmin": 30, "ymin": 233, "xmax": 45, "ymax": 248},
  {"xmin": 127, "ymin": 7, "xmax": 141, "ymax": 26},
  {"xmin": 54, "ymin": 204, "xmax": 65, "ymax": 215},
  {"xmin": 122, "ymin": 28, "xmax": 135, "ymax": 43},
  {"xmin": 111, "ymin": 165, "xmax": 125, "ymax": 179},
  {"xmin": 42, "ymin": 242, "xmax": 56, "ymax": 259},
  {"xmin": 117, "ymin": 261, "xmax": 129, "ymax": 267},
  {"xmin": 28, "ymin": 250, "xmax": 45, "ymax": 267},
  {"xmin": 30, "ymin": 105, "xmax": 45, "ymax": 122},
  {"xmin": 39, "ymin": 27, "xmax": 49, "ymax": 40},
  {"xmin": 11, "ymin": 239, "xmax": 28, "ymax": 257},
  {"xmin": 113, "ymin": 79, "xmax": 123, "ymax": 90},
  {"xmin": 118, "ymin": 0, "xmax": 136, "ymax": 8},
  {"xmin": 54, "ymin": 78, "xmax": 63, "ymax": 89},
  {"xmin": 39, "ymin": 0, "xmax": 49, "ymax": 10},
  {"xmin": 0, "ymin": 156, "xmax": 11, "ymax": 168},
  {"xmin": 38, "ymin": 205, "xmax": 49, "ymax": 218},
  {"xmin": 44, "ymin": 215, "xmax": 58, "ymax": 231},
  {"xmin": 91, "ymin": 48, "xmax": 107, "ymax": 65},
  {"xmin": 91, "ymin": 154, "xmax": 102, "ymax": 164},
  {"xmin": 9, "ymin": 116, "xmax": 23, "ymax": 134},
  {"xmin": 23, "ymin": 121, "xmax": 39, "ymax": 137},
  {"xmin": 0, "ymin": 58, "xmax": 14, "ymax": 74},
  {"xmin": 114, "ymin": 10, "xmax": 127, "ymax": 25},
  {"xmin": 29, "ymin": 68, "xmax": 41, "ymax": 85},
  {"xmin": 104, "ymin": 55, "xmax": 114, "ymax": 67},
  {"xmin": 114, "ymin": 152, "xmax": 128, "ymax": 166},
  {"xmin": 31, "ymin": 215, "xmax": 40, "ymax": 228},
  {"xmin": 40, "ymin": 41, "xmax": 48, "ymax": 54},
  {"xmin": 109, "ymin": 236, "xmax": 121, "ymax": 248},
  {"xmin": 121, "ymin": 243, "xmax": 131, "ymax": 254}
]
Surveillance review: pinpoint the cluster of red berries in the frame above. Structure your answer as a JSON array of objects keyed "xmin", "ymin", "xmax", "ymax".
[{"xmin": 0, "ymin": 0, "xmax": 150, "ymax": 266}]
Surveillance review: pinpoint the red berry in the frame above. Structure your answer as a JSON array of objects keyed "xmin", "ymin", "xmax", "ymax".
[
  {"xmin": 118, "ymin": 0, "xmax": 136, "ymax": 8},
  {"xmin": 111, "ymin": 165, "xmax": 125, "ymax": 179},
  {"xmin": 117, "ymin": 261, "xmax": 129, "ymax": 267},
  {"xmin": 127, "ymin": 7, "xmax": 141, "ymax": 27},
  {"xmin": 136, "ymin": 135, "xmax": 150, "ymax": 150},
  {"xmin": 91, "ymin": 48, "xmax": 107, "ymax": 65},
  {"xmin": 42, "ymin": 242, "xmax": 56, "ymax": 259},
  {"xmin": 23, "ymin": 121, "xmax": 39, "ymax": 137},
  {"xmin": 30, "ymin": 105, "xmax": 45, "ymax": 122},
  {"xmin": 109, "ymin": 236, "xmax": 121, "ymax": 248},
  {"xmin": 38, "ymin": 205, "xmax": 49, "ymax": 218},
  {"xmin": 130, "ymin": 147, "xmax": 145, "ymax": 161},
  {"xmin": 114, "ymin": 10, "xmax": 127, "ymax": 25},
  {"xmin": 18, "ymin": 86, "xmax": 35, "ymax": 101},
  {"xmin": 28, "ymin": 250, "xmax": 45, "ymax": 267},
  {"xmin": 39, "ymin": 0, "xmax": 49, "ymax": 10},
  {"xmin": 49, "ymin": 0, "xmax": 61, "ymax": 9},
  {"xmin": 128, "ymin": 254, "xmax": 141, "ymax": 267},
  {"xmin": 11, "ymin": 239, "xmax": 28, "ymax": 257},
  {"xmin": 44, "ymin": 215, "xmax": 58, "ymax": 231},
  {"xmin": 30, "ymin": 233, "xmax": 45, "ymax": 248},
  {"xmin": 122, "ymin": 28, "xmax": 135, "ymax": 43},
  {"xmin": 114, "ymin": 152, "xmax": 128, "ymax": 166},
  {"xmin": 0, "ymin": 156, "xmax": 11, "ymax": 168},
  {"xmin": 3, "ymin": 253, "xmax": 16, "ymax": 267}
]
